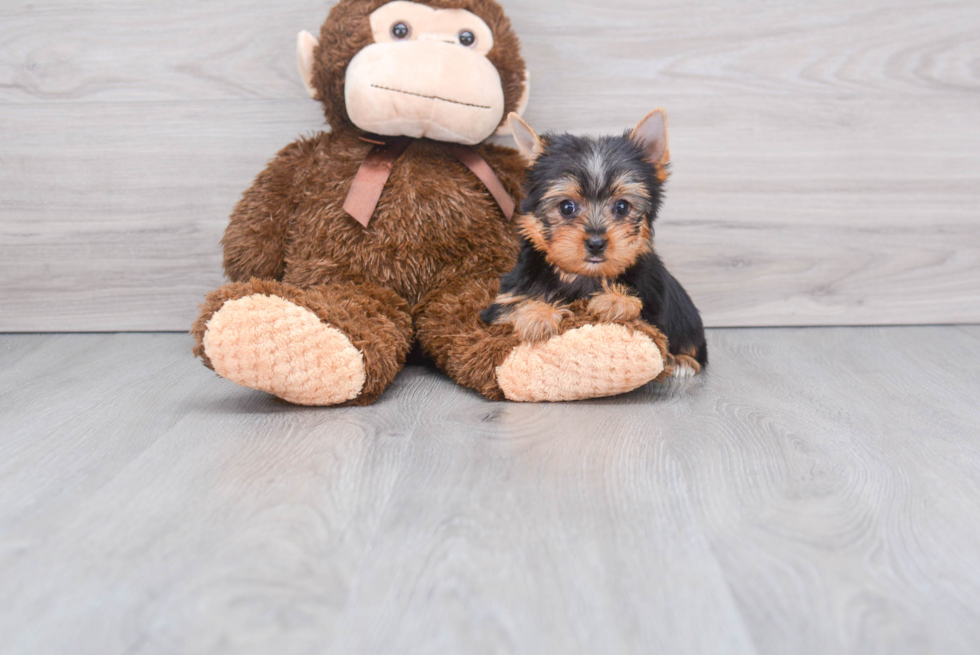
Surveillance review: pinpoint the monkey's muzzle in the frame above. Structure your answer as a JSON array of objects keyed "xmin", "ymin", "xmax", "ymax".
[{"xmin": 345, "ymin": 41, "xmax": 506, "ymax": 145}]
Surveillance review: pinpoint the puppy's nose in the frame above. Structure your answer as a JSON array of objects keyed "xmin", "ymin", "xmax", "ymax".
[{"xmin": 586, "ymin": 236, "xmax": 607, "ymax": 255}]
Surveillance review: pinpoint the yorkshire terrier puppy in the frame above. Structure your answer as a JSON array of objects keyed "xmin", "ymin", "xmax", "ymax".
[{"xmin": 482, "ymin": 109, "xmax": 707, "ymax": 376}]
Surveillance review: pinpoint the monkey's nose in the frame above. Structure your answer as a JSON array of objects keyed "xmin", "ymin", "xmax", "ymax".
[{"xmin": 586, "ymin": 236, "xmax": 607, "ymax": 255}]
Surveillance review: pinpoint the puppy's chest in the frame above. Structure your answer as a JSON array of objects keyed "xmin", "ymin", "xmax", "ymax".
[{"xmin": 549, "ymin": 274, "xmax": 604, "ymax": 303}]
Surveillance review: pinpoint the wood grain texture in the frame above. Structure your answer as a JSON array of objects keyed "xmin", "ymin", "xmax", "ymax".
[
  {"xmin": 1, "ymin": 0, "xmax": 979, "ymax": 330},
  {"xmin": 1, "ymin": 327, "xmax": 980, "ymax": 653}
]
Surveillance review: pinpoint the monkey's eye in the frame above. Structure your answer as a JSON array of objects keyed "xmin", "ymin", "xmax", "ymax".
[
  {"xmin": 559, "ymin": 200, "xmax": 577, "ymax": 217},
  {"xmin": 613, "ymin": 199, "xmax": 632, "ymax": 217},
  {"xmin": 458, "ymin": 30, "xmax": 476, "ymax": 47},
  {"xmin": 391, "ymin": 22, "xmax": 411, "ymax": 40}
]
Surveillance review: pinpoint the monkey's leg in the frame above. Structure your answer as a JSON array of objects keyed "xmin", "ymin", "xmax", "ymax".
[
  {"xmin": 415, "ymin": 275, "xmax": 522, "ymax": 401},
  {"xmin": 192, "ymin": 279, "xmax": 412, "ymax": 406},
  {"xmin": 416, "ymin": 275, "xmax": 671, "ymax": 403}
]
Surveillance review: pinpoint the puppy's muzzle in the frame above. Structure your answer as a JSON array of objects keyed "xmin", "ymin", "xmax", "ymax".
[{"xmin": 586, "ymin": 235, "xmax": 608, "ymax": 257}]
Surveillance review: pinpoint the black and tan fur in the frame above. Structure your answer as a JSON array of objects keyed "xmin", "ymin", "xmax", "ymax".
[{"xmin": 482, "ymin": 111, "xmax": 707, "ymax": 374}]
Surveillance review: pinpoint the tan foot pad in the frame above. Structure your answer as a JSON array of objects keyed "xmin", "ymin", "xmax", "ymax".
[
  {"xmin": 496, "ymin": 324, "xmax": 665, "ymax": 403},
  {"xmin": 203, "ymin": 294, "xmax": 366, "ymax": 406}
]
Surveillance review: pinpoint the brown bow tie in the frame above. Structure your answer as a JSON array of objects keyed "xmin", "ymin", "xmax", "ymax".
[{"xmin": 343, "ymin": 135, "xmax": 517, "ymax": 228}]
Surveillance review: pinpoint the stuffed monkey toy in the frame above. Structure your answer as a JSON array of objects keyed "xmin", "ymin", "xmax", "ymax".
[{"xmin": 192, "ymin": 0, "xmax": 670, "ymax": 405}]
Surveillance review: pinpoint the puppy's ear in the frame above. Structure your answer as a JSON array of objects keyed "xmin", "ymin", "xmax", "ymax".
[
  {"xmin": 630, "ymin": 109, "xmax": 670, "ymax": 166},
  {"xmin": 297, "ymin": 30, "xmax": 320, "ymax": 100},
  {"xmin": 508, "ymin": 113, "xmax": 544, "ymax": 163}
]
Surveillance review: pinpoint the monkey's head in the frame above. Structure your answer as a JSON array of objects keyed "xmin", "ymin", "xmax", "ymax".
[{"xmin": 297, "ymin": 0, "xmax": 530, "ymax": 146}]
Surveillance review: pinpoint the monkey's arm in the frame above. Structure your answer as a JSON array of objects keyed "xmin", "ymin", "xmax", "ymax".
[{"xmin": 222, "ymin": 138, "xmax": 316, "ymax": 282}]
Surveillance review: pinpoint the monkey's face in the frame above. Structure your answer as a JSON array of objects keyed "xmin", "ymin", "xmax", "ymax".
[{"xmin": 343, "ymin": 1, "xmax": 506, "ymax": 145}]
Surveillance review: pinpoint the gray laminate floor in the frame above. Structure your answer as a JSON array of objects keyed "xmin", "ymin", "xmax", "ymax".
[{"xmin": 1, "ymin": 327, "xmax": 979, "ymax": 655}]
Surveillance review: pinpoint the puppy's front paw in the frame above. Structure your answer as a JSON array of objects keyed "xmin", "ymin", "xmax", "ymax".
[
  {"xmin": 509, "ymin": 299, "xmax": 573, "ymax": 343},
  {"xmin": 587, "ymin": 284, "xmax": 643, "ymax": 323}
]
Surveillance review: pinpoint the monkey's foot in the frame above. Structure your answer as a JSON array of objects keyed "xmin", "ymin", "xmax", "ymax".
[
  {"xmin": 495, "ymin": 323, "xmax": 666, "ymax": 402},
  {"xmin": 202, "ymin": 294, "xmax": 366, "ymax": 406}
]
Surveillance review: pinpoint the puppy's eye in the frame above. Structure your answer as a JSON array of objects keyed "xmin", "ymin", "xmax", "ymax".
[
  {"xmin": 559, "ymin": 200, "xmax": 577, "ymax": 217},
  {"xmin": 458, "ymin": 30, "xmax": 476, "ymax": 47},
  {"xmin": 391, "ymin": 22, "xmax": 411, "ymax": 39},
  {"xmin": 613, "ymin": 199, "xmax": 632, "ymax": 217}
]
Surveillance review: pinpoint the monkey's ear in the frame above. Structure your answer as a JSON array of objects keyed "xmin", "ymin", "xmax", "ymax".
[
  {"xmin": 297, "ymin": 30, "xmax": 320, "ymax": 100},
  {"xmin": 630, "ymin": 108, "xmax": 670, "ymax": 166},
  {"xmin": 495, "ymin": 71, "xmax": 531, "ymax": 136},
  {"xmin": 508, "ymin": 113, "xmax": 544, "ymax": 163}
]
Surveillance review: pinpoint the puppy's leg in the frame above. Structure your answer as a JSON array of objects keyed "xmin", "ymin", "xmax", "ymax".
[
  {"xmin": 486, "ymin": 294, "xmax": 572, "ymax": 344},
  {"xmin": 671, "ymin": 345, "xmax": 703, "ymax": 378},
  {"xmin": 587, "ymin": 282, "xmax": 643, "ymax": 323},
  {"xmin": 658, "ymin": 271, "xmax": 708, "ymax": 377}
]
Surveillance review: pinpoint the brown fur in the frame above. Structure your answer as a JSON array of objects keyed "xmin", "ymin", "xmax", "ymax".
[
  {"xmin": 194, "ymin": 0, "xmax": 530, "ymax": 403},
  {"xmin": 192, "ymin": 278, "xmax": 412, "ymax": 405},
  {"xmin": 197, "ymin": 127, "xmax": 528, "ymax": 402},
  {"xmin": 224, "ymin": 132, "xmax": 524, "ymax": 307},
  {"xmin": 193, "ymin": 0, "xmax": 670, "ymax": 404},
  {"xmin": 414, "ymin": 274, "xmax": 522, "ymax": 401}
]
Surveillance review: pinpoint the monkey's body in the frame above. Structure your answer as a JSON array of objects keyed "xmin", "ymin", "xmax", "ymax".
[
  {"xmin": 226, "ymin": 131, "xmax": 523, "ymax": 304},
  {"xmin": 192, "ymin": 0, "xmax": 673, "ymax": 405},
  {"xmin": 194, "ymin": 129, "xmax": 536, "ymax": 404}
]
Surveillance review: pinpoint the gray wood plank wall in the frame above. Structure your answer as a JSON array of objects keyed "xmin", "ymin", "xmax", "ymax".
[{"xmin": 2, "ymin": 0, "xmax": 978, "ymax": 331}]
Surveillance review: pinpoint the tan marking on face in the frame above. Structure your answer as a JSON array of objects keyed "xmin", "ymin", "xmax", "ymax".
[
  {"xmin": 541, "ymin": 178, "xmax": 583, "ymax": 203},
  {"xmin": 587, "ymin": 282, "xmax": 643, "ymax": 323},
  {"xmin": 609, "ymin": 178, "xmax": 652, "ymax": 208},
  {"xmin": 544, "ymin": 216, "xmax": 652, "ymax": 278},
  {"xmin": 496, "ymin": 299, "xmax": 572, "ymax": 343},
  {"xmin": 608, "ymin": 175, "xmax": 657, "ymax": 221},
  {"xmin": 517, "ymin": 213, "xmax": 550, "ymax": 254}
]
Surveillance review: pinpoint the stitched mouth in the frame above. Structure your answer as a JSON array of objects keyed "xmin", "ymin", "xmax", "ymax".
[{"xmin": 370, "ymin": 84, "xmax": 492, "ymax": 110}]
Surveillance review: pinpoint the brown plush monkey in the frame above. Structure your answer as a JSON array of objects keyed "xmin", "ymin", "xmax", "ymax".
[{"xmin": 192, "ymin": 0, "xmax": 670, "ymax": 405}]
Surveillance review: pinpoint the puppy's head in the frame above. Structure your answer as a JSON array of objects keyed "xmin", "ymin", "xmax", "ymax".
[{"xmin": 508, "ymin": 110, "xmax": 670, "ymax": 278}]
